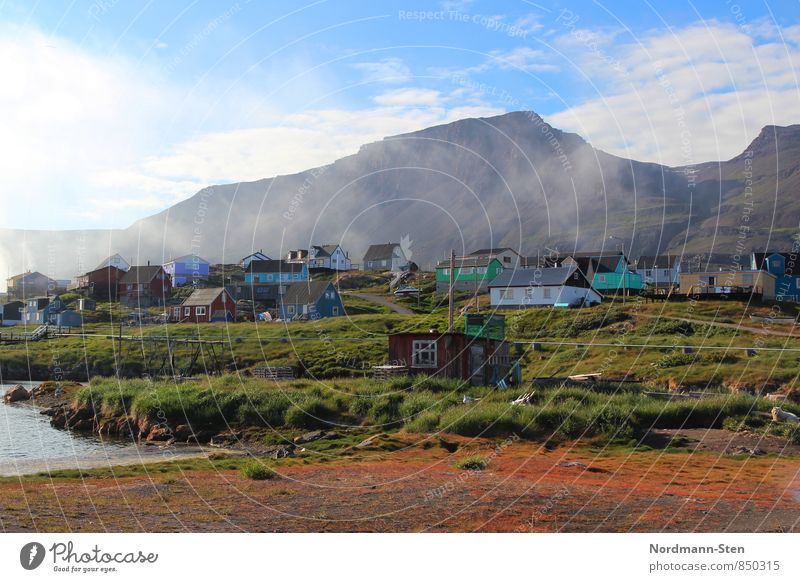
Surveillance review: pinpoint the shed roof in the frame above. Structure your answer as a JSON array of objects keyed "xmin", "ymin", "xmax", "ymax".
[{"xmin": 181, "ymin": 287, "xmax": 227, "ymax": 306}]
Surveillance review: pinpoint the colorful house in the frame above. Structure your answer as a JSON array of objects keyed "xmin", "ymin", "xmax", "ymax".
[
  {"xmin": 680, "ymin": 269, "xmax": 776, "ymax": 299},
  {"xmin": 559, "ymin": 252, "xmax": 644, "ymax": 294},
  {"xmin": 75, "ymin": 265, "xmax": 123, "ymax": 300},
  {"xmin": 435, "ymin": 256, "xmax": 505, "ymax": 293},
  {"xmin": 241, "ymin": 251, "xmax": 271, "ymax": 269},
  {"xmin": 488, "ymin": 266, "xmax": 602, "ymax": 308},
  {"xmin": 171, "ymin": 287, "xmax": 236, "ymax": 323},
  {"xmin": 23, "ymin": 295, "xmax": 82, "ymax": 327},
  {"xmin": 751, "ymin": 252, "xmax": 800, "ymax": 302},
  {"xmin": 245, "ymin": 260, "xmax": 308, "ymax": 284},
  {"xmin": 278, "ymin": 281, "xmax": 344, "ymax": 320},
  {"xmin": 163, "ymin": 254, "xmax": 210, "ymax": 287},
  {"xmin": 118, "ymin": 266, "xmax": 172, "ymax": 308},
  {"xmin": 633, "ymin": 255, "xmax": 681, "ymax": 291},
  {"xmin": 307, "ymin": 245, "xmax": 352, "ymax": 271}
]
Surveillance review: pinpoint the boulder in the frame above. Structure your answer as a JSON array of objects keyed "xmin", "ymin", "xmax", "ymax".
[
  {"xmin": 293, "ymin": 430, "xmax": 339, "ymax": 444},
  {"xmin": 3, "ymin": 384, "xmax": 30, "ymax": 403},
  {"xmin": 264, "ymin": 444, "xmax": 296, "ymax": 459}
]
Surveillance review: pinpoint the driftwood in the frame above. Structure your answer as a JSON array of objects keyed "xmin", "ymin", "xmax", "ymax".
[
  {"xmin": 511, "ymin": 392, "xmax": 535, "ymax": 406},
  {"xmin": 771, "ymin": 407, "xmax": 800, "ymax": 424}
]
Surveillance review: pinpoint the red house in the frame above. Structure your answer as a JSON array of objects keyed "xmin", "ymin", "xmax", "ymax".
[
  {"xmin": 75, "ymin": 266, "xmax": 123, "ymax": 300},
  {"xmin": 118, "ymin": 266, "xmax": 172, "ymax": 308},
  {"xmin": 171, "ymin": 287, "xmax": 236, "ymax": 323},
  {"xmin": 387, "ymin": 331, "xmax": 513, "ymax": 386}
]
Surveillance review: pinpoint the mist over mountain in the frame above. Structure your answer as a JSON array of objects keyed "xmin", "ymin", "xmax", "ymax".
[{"xmin": 1, "ymin": 111, "xmax": 797, "ymax": 281}]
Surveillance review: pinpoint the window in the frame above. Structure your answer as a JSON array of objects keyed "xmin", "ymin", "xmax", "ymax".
[
  {"xmin": 503, "ymin": 256, "xmax": 511, "ymax": 263},
  {"xmin": 184, "ymin": 307, "xmax": 191, "ymax": 316},
  {"xmin": 461, "ymin": 267, "xmax": 474, "ymax": 275},
  {"xmin": 412, "ymin": 340, "xmax": 437, "ymax": 368},
  {"xmin": 598, "ymin": 275, "xmax": 606, "ymax": 283},
  {"xmin": 476, "ymin": 267, "xmax": 487, "ymax": 274},
  {"xmin": 287, "ymin": 305, "xmax": 296, "ymax": 315},
  {"xmin": 441, "ymin": 268, "xmax": 450, "ymax": 276},
  {"xmin": 196, "ymin": 306, "xmax": 206, "ymax": 316},
  {"xmin": 524, "ymin": 287, "xmax": 534, "ymax": 299},
  {"xmin": 332, "ymin": 306, "xmax": 339, "ymax": 316},
  {"xmin": 741, "ymin": 274, "xmax": 753, "ymax": 285},
  {"xmin": 499, "ymin": 289, "xmax": 514, "ymax": 300},
  {"xmin": 663, "ymin": 269, "xmax": 670, "ymax": 277},
  {"xmin": 543, "ymin": 288, "xmax": 552, "ymax": 299}
]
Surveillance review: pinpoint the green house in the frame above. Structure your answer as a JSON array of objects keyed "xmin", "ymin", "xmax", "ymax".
[
  {"xmin": 435, "ymin": 256, "xmax": 504, "ymax": 293},
  {"xmin": 561, "ymin": 252, "xmax": 644, "ymax": 293}
]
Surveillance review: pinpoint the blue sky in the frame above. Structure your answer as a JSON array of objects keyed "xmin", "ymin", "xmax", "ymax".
[{"xmin": 2, "ymin": 0, "xmax": 798, "ymax": 229}]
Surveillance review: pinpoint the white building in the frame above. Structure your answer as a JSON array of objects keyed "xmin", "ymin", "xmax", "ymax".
[
  {"xmin": 488, "ymin": 266, "xmax": 602, "ymax": 308},
  {"xmin": 363, "ymin": 243, "xmax": 408, "ymax": 272},
  {"xmin": 95, "ymin": 253, "xmax": 130, "ymax": 272},
  {"xmin": 634, "ymin": 255, "xmax": 681, "ymax": 289},
  {"xmin": 308, "ymin": 245, "xmax": 352, "ymax": 271}
]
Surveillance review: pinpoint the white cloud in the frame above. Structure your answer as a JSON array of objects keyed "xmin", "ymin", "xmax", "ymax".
[
  {"xmin": 549, "ymin": 21, "xmax": 800, "ymax": 165},
  {"xmin": 373, "ymin": 88, "xmax": 442, "ymax": 106},
  {"xmin": 351, "ymin": 57, "xmax": 412, "ymax": 83}
]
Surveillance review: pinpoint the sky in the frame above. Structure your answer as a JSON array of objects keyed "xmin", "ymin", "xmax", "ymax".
[{"xmin": 1, "ymin": 0, "xmax": 799, "ymax": 230}]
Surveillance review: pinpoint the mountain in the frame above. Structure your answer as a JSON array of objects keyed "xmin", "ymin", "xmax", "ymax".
[{"xmin": 1, "ymin": 112, "xmax": 798, "ymax": 279}]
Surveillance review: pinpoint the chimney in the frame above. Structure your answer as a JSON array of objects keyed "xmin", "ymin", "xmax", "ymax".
[{"xmin": 147, "ymin": 260, "xmax": 150, "ymax": 266}]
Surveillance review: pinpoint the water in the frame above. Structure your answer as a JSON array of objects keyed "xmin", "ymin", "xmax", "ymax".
[{"xmin": 0, "ymin": 382, "xmax": 208, "ymax": 476}]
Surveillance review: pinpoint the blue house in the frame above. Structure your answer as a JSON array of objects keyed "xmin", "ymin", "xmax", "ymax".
[
  {"xmin": 23, "ymin": 295, "xmax": 82, "ymax": 327},
  {"xmin": 278, "ymin": 281, "xmax": 344, "ymax": 320},
  {"xmin": 245, "ymin": 260, "xmax": 308, "ymax": 285},
  {"xmin": 163, "ymin": 254, "xmax": 210, "ymax": 287},
  {"xmin": 751, "ymin": 252, "xmax": 800, "ymax": 301}
]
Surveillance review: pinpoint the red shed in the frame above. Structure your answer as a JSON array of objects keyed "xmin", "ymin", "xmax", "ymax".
[
  {"xmin": 387, "ymin": 331, "xmax": 513, "ymax": 386},
  {"xmin": 75, "ymin": 265, "xmax": 123, "ymax": 300},
  {"xmin": 172, "ymin": 287, "xmax": 236, "ymax": 323}
]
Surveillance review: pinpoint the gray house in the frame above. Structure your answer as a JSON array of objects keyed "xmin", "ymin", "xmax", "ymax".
[{"xmin": 363, "ymin": 243, "xmax": 407, "ymax": 272}]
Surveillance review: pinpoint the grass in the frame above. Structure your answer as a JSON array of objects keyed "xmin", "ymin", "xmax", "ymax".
[
  {"xmin": 240, "ymin": 461, "xmax": 278, "ymax": 480},
  {"xmin": 454, "ymin": 455, "xmax": 489, "ymax": 470}
]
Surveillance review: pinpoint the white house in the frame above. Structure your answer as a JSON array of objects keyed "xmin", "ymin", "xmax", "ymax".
[
  {"xmin": 95, "ymin": 253, "xmax": 130, "ymax": 272},
  {"xmin": 363, "ymin": 243, "xmax": 407, "ymax": 272},
  {"xmin": 308, "ymin": 245, "xmax": 352, "ymax": 271},
  {"xmin": 488, "ymin": 266, "xmax": 602, "ymax": 308},
  {"xmin": 241, "ymin": 250, "xmax": 271, "ymax": 269},
  {"xmin": 634, "ymin": 255, "xmax": 681, "ymax": 289},
  {"xmin": 467, "ymin": 247, "xmax": 522, "ymax": 268}
]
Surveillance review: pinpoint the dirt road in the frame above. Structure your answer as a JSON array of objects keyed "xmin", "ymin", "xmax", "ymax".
[
  {"xmin": 347, "ymin": 292, "xmax": 415, "ymax": 315},
  {"xmin": 639, "ymin": 313, "xmax": 800, "ymax": 338}
]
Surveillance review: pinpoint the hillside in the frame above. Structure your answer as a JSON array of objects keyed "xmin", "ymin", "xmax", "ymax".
[{"xmin": 1, "ymin": 112, "xmax": 797, "ymax": 278}]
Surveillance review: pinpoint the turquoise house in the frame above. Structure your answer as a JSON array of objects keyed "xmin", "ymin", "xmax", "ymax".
[
  {"xmin": 751, "ymin": 251, "xmax": 800, "ymax": 301},
  {"xmin": 561, "ymin": 252, "xmax": 644, "ymax": 294},
  {"xmin": 245, "ymin": 260, "xmax": 308, "ymax": 284}
]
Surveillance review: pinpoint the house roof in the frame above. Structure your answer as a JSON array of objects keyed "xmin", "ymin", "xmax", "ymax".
[
  {"xmin": 564, "ymin": 254, "xmax": 621, "ymax": 274},
  {"xmin": 281, "ymin": 281, "xmax": 335, "ymax": 305},
  {"xmin": 363, "ymin": 244, "xmax": 399, "ymax": 262},
  {"xmin": 241, "ymin": 251, "xmax": 270, "ymax": 261},
  {"xmin": 165, "ymin": 254, "xmax": 210, "ymax": 265},
  {"xmin": 246, "ymin": 260, "xmax": 306, "ymax": 274},
  {"xmin": 7, "ymin": 271, "xmax": 49, "ymax": 284},
  {"xmin": 312, "ymin": 244, "xmax": 341, "ymax": 257},
  {"xmin": 753, "ymin": 252, "xmax": 799, "ymax": 275},
  {"xmin": 635, "ymin": 255, "xmax": 677, "ymax": 269},
  {"xmin": 489, "ymin": 266, "xmax": 585, "ymax": 288},
  {"xmin": 436, "ymin": 256, "xmax": 500, "ymax": 268},
  {"xmin": 468, "ymin": 247, "xmax": 520, "ymax": 257},
  {"xmin": 79, "ymin": 265, "xmax": 123, "ymax": 278},
  {"xmin": 119, "ymin": 266, "xmax": 165, "ymax": 284},
  {"xmin": 181, "ymin": 287, "xmax": 227, "ymax": 306},
  {"xmin": 95, "ymin": 253, "xmax": 129, "ymax": 269}
]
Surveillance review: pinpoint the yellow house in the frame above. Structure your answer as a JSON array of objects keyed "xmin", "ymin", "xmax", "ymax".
[{"xmin": 679, "ymin": 270, "xmax": 776, "ymax": 299}]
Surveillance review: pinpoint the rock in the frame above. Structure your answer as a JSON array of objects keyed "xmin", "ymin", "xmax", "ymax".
[
  {"xmin": 264, "ymin": 444, "xmax": 295, "ymax": 459},
  {"xmin": 146, "ymin": 426, "xmax": 173, "ymax": 441},
  {"xmin": 558, "ymin": 461, "xmax": 587, "ymax": 469},
  {"xmin": 210, "ymin": 429, "xmax": 242, "ymax": 447},
  {"xmin": 3, "ymin": 384, "xmax": 30, "ymax": 403},
  {"xmin": 173, "ymin": 424, "xmax": 193, "ymax": 442},
  {"xmin": 355, "ymin": 434, "xmax": 383, "ymax": 449},
  {"xmin": 293, "ymin": 430, "xmax": 338, "ymax": 444}
]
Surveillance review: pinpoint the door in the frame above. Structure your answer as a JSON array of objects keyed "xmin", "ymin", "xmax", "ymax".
[{"xmin": 469, "ymin": 344, "xmax": 486, "ymax": 386}]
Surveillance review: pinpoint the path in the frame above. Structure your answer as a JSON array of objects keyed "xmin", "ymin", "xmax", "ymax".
[
  {"xmin": 638, "ymin": 313, "xmax": 800, "ymax": 338},
  {"xmin": 346, "ymin": 292, "xmax": 414, "ymax": 315}
]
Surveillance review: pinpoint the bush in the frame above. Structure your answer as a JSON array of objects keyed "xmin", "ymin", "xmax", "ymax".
[
  {"xmin": 241, "ymin": 461, "xmax": 278, "ymax": 480},
  {"xmin": 455, "ymin": 455, "xmax": 489, "ymax": 470},
  {"xmin": 370, "ymin": 394, "xmax": 404, "ymax": 426},
  {"xmin": 285, "ymin": 398, "xmax": 337, "ymax": 429},
  {"xmin": 405, "ymin": 411, "xmax": 440, "ymax": 433}
]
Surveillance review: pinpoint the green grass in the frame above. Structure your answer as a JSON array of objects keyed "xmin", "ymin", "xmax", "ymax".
[
  {"xmin": 454, "ymin": 455, "xmax": 489, "ymax": 470},
  {"xmin": 240, "ymin": 461, "xmax": 278, "ymax": 480}
]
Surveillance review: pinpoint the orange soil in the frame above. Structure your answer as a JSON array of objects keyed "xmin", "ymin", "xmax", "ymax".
[{"xmin": 2, "ymin": 438, "xmax": 799, "ymax": 532}]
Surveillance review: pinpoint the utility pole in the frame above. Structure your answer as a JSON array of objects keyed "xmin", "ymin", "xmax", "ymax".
[{"xmin": 448, "ymin": 250, "xmax": 455, "ymax": 333}]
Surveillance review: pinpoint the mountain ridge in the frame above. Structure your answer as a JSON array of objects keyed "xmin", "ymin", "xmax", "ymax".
[{"xmin": 1, "ymin": 111, "xmax": 798, "ymax": 279}]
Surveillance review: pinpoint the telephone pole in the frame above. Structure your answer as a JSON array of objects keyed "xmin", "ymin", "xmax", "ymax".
[{"xmin": 448, "ymin": 250, "xmax": 455, "ymax": 333}]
